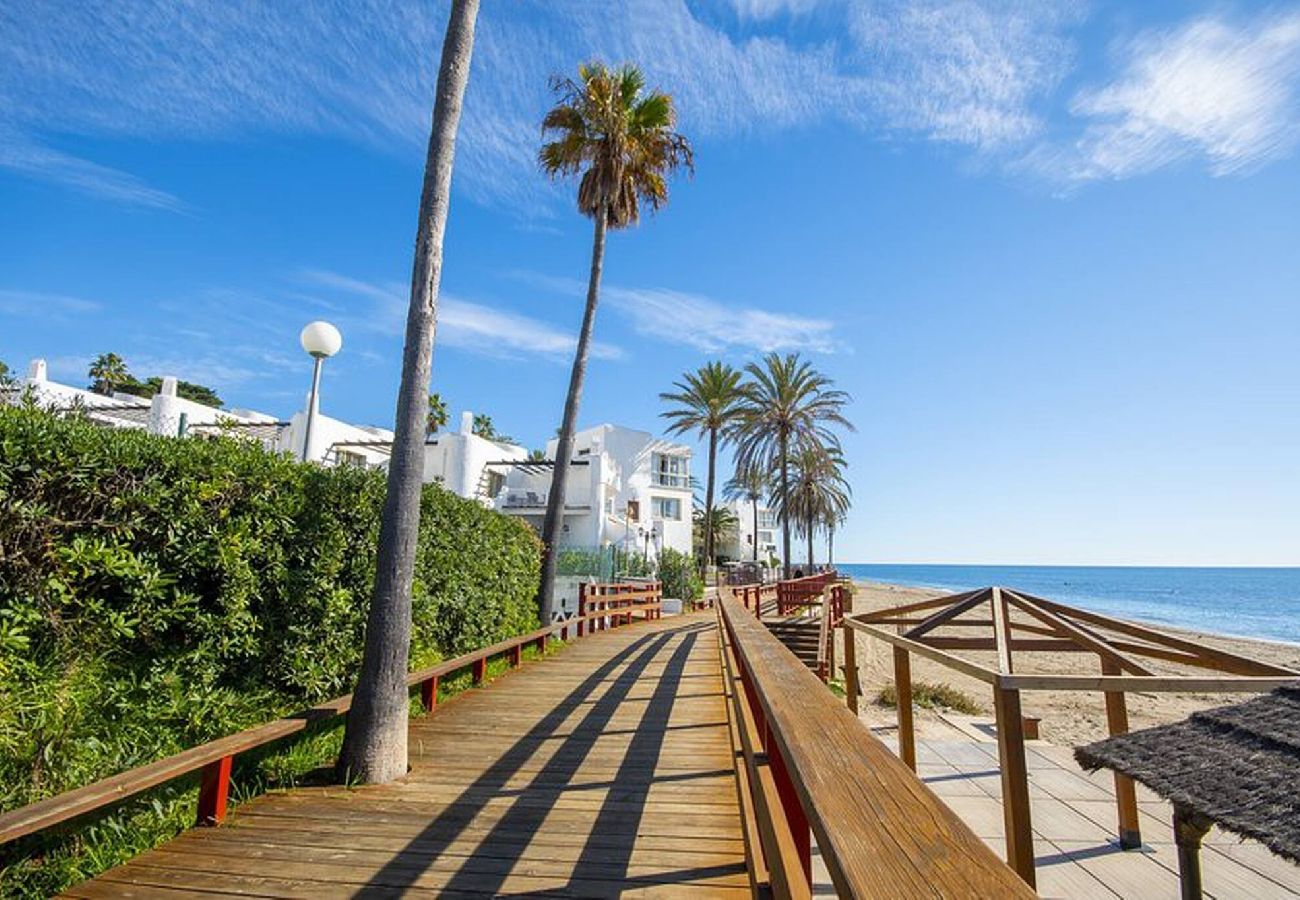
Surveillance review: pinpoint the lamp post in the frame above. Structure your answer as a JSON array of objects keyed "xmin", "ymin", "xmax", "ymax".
[{"xmin": 299, "ymin": 321, "xmax": 342, "ymax": 462}]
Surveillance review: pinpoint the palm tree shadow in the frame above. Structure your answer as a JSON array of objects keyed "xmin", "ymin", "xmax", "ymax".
[{"xmin": 355, "ymin": 620, "xmax": 712, "ymax": 896}]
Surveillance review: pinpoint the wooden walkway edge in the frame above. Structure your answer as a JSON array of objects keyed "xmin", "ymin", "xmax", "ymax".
[{"xmin": 64, "ymin": 613, "xmax": 747, "ymax": 898}]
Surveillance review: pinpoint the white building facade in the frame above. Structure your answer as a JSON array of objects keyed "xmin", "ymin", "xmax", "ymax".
[
  {"xmin": 718, "ymin": 498, "xmax": 779, "ymax": 564},
  {"xmin": 495, "ymin": 424, "xmax": 694, "ymax": 560}
]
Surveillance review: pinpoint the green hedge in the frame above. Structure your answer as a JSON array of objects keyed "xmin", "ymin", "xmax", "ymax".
[{"xmin": 0, "ymin": 405, "xmax": 541, "ymax": 891}]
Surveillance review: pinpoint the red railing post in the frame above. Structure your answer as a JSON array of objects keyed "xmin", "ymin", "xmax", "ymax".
[
  {"xmin": 767, "ymin": 733, "xmax": 813, "ymax": 885},
  {"xmin": 472, "ymin": 657, "xmax": 487, "ymax": 684},
  {"xmin": 196, "ymin": 754, "xmax": 233, "ymax": 826},
  {"xmin": 420, "ymin": 675, "xmax": 439, "ymax": 712},
  {"xmin": 534, "ymin": 634, "xmax": 548, "ymax": 654},
  {"xmin": 510, "ymin": 643, "xmax": 522, "ymax": 667}
]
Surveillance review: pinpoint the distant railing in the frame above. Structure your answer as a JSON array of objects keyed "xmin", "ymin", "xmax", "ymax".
[
  {"xmin": 0, "ymin": 585, "xmax": 664, "ymax": 847},
  {"xmin": 776, "ymin": 570, "xmax": 836, "ymax": 616},
  {"xmin": 717, "ymin": 592, "xmax": 1034, "ymax": 898}
]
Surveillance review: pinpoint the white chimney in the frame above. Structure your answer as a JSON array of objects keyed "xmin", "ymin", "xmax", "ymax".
[
  {"xmin": 460, "ymin": 410, "xmax": 474, "ymax": 435},
  {"xmin": 160, "ymin": 376, "xmax": 178, "ymax": 397},
  {"xmin": 27, "ymin": 358, "xmax": 47, "ymax": 381}
]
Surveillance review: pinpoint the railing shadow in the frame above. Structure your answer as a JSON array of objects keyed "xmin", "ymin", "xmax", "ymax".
[
  {"xmin": 565, "ymin": 628, "xmax": 698, "ymax": 888},
  {"xmin": 354, "ymin": 618, "xmax": 713, "ymax": 896}
]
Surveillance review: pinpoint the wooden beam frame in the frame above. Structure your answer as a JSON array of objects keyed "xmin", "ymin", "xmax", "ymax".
[
  {"xmin": 1002, "ymin": 590, "xmax": 1154, "ymax": 676},
  {"xmin": 842, "ymin": 585, "xmax": 1298, "ymax": 890}
]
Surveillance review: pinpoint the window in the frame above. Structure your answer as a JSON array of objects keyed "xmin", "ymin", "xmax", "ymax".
[
  {"xmin": 758, "ymin": 510, "xmax": 776, "ymax": 529},
  {"xmin": 652, "ymin": 452, "xmax": 689, "ymax": 488},
  {"xmin": 484, "ymin": 470, "xmax": 505, "ymax": 498},
  {"xmin": 650, "ymin": 496, "xmax": 682, "ymax": 521}
]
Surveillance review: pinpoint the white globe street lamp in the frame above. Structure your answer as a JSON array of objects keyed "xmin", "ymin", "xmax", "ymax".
[{"xmin": 299, "ymin": 321, "xmax": 342, "ymax": 461}]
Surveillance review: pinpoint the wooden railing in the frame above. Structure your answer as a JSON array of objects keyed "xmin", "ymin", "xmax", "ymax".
[
  {"xmin": 735, "ymin": 582, "xmax": 777, "ymax": 619},
  {"xmin": 776, "ymin": 571, "xmax": 836, "ymax": 616},
  {"xmin": 717, "ymin": 592, "xmax": 1033, "ymax": 899},
  {"xmin": 0, "ymin": 585, "xmax": 663, "ymax": 847}
]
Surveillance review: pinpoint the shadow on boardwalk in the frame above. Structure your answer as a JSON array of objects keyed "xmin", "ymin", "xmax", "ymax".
[{"xmin": 66, "ymin": 612, "xmax": 749, "ymax": 897}]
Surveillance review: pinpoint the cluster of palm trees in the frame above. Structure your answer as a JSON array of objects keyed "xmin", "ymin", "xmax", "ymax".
[{"xmin": 661, "ymin": 353, "xmax": 853, "ymax": 578}]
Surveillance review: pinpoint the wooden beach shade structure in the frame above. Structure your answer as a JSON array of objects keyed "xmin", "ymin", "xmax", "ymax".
[
  {"xmin": 1077, "ymin": 686, "xmax": 1300, "ymax": 900},
  {"xmin": 844, "ymin": 586, "xmax": 1300, "ymax": 888}
]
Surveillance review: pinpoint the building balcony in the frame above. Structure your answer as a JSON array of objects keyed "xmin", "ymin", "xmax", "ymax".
[{"xmin": 651, "ymin": 472, "xmax": 691, "ymax": 490}]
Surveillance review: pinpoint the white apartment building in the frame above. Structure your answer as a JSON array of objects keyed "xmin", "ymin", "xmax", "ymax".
[
  {"xmin": 717, "ymin": 498, "xmax": 779, "ymax": 563},
  {"xmin": 494, "ymin": 424, "xmax": 694, "ymax": 560}
]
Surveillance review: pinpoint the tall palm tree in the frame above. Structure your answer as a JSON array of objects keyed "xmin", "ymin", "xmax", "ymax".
[
  {"xmin": 536, "ymin": 62, "xmax": 692, "ymax": 620},
  {"xmin": 88, "ymin": 353, "xmax": 130, "ymax": 395},
  {"xmin": 733, "ymin": 353, "xmax": 853, "ymax": 578},
  {"xmin": 426, "ymin": 393, "xmax": 448, "ymax": 435},
  {"xmin": 723, "ymin": 465, "xmax": 768, "ymax": 563},
  {"xmin": 775, "ymin": 443, "xmax": 850, "ymax": 569},
  {"xmin": 338, "ymin": 0, "xmax": 479, "ymax": 786},
  {"xmin": 693, "ymin": 504, "xmax": 739, "ymax": 560},
  {"xmin": 660, "ymin": 362, "xmax": 743, "ymax": 569}
]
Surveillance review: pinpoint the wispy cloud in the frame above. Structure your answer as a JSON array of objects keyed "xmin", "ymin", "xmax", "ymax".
[
  {"xmin": 0, "ymin": 288, "xmax": 102, "ymax": 316},
  {"xmin": 515, "ymin": 271, "xmax": 839, "ymax": 354},
  {"xmin": 848, "ymin": 1, "xmax": 1079, "ymax": 150},
  {"xmin": 0, "ymin": 132, "xmax": 183, "ymax": 209},
  {"xmin": 0, "ymin": 1, "xmax": 1080, "ymax": 210},
  {"xmin": 721, "ymin": 0, "xmax": 824, "ymax": 22},
  {"xmin": 1048, "ymin": 12, "xmax": 1300, "ymax": 181},
  {"xmin": 6, "ymin": 1, "xmax": 1285, "ymax": 208},
  {"xmin": 604, "ymin": 286, "xmax": 839, "ymax": 354},
  {"xmin": 299, "ymin": 269, "xmax": 623, "ymax": 362}
]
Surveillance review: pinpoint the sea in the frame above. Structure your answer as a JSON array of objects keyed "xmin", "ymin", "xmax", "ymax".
[{"xmin": 837, "ymin": 564, "xmax": 1300, "ymax": 646}]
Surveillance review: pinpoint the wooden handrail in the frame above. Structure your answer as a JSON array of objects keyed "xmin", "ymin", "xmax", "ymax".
[
  {"xmin": 718, "ymin": 593, "xmax": 1033, "ymax": 898},
  {"xmin": 0, "ymin": 587, "xmax": 664, "ymax": 846}
]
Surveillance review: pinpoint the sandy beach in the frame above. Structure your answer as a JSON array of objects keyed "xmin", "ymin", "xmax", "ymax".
[{"xmin": 845, "ymin": 580, "xmax": 1300, "ymax": 747}]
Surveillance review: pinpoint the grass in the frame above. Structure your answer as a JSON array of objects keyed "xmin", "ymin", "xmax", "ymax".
[
  {"xmin": 877, "ymin": 680, "xmax": 983, "ymax": 716},
  {"xmin": 0, "ymin": 638, "xmax": 565, "ymax": 899}
]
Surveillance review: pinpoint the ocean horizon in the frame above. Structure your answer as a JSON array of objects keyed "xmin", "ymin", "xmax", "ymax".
[{"xmin": 837, "ymin": 563, "xmax": 1300, "ymax": 646}]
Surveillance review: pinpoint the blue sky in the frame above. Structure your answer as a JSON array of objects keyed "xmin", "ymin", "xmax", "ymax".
[{"xmin": 3, "ymin": 1, "xmax": 1299, "ymax": 565}]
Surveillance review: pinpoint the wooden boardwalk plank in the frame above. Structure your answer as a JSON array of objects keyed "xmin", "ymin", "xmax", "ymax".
[{"xmin": 66, "ymin": 614, "xmax": 746, "ymax": 898}]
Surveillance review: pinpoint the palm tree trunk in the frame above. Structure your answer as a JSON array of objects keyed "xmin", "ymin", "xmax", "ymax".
[
  {"xmin": 827, "ymin": 525, "xmax": 835, "ymax": 567},
  {"xmin": 338, "ymin": 0, "xmax": 479, "ymax": 786},
  {"xmin": 751, "ymin": 496, "xmax": 759, "ymax": 563},
  {"xmin": 806, "ymin": 515, "xmax": 814, "ymax": 569},
  {"xmin": 779, "ymin": 432, "xmax": 791, "ymax": 579},
  {"xmin": 539, "ymin": 205, "xmax": 608, "ymax": 621},
  {"xmin": 704, "ymin": 426, "xmax": 717, "ymax": 570}
]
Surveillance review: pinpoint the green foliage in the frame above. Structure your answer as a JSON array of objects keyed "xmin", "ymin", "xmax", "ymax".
[
  {"xmin": 0, "ymin": 406, "xmax": 541, "ymax": 896},
  {"xmin": 877, "ymin": 681, "xmax": 983, "ymax": 716},
  {"xmin": 426, "ymin": 392, "xmax": 448, "ymax": 435},
  {"xmin": 116, "ymin": 377, "xmax": 224, "ymax": 408},
  {"xmin": 471, "ymin": 413, "xmax": 513, "ymax": 445},
  {"xmin": 84, "ymin": 352, "xmax": 223, "ymax": 406},
  {"xmin": 658, "ymin": 547, "xmax": 703, "ymax": 602},
  {"xmin": 556, "ymin": 546, "xmax": 653, "ymax": 580}
]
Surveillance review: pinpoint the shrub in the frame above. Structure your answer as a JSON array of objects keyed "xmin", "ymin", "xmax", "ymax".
[
  {"xmin": 0, "ymin": 406, "xmax": 540, "ymax": 894},
  {"xmin": 658, "ymin": 547, "xmax": 703, "ymax": 601},
  {"xmin": 877, "ymin": 680, "xmax": 983, "ymax": 716}
]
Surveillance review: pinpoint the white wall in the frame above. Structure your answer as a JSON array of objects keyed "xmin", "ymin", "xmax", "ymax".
[
  {"xmin": 422, "ymin": 409, "xmax": 528, "ymax": 501},
  {"xmin": 719, "ymin": 498, "xmax": 778, "ymax": 562}
]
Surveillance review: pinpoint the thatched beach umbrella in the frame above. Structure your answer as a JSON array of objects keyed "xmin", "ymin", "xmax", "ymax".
[{"xmin": 1076, "ymin": 686, "xmax": 1300, "ymax": 899}]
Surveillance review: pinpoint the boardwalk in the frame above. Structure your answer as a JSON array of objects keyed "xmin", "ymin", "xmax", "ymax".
[{"xmin": 65, "ymin": 613, "xmax": 749, "ymax": 898}]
